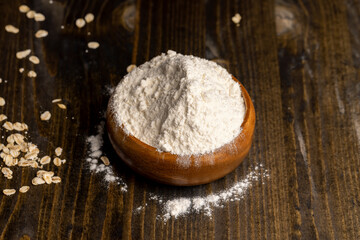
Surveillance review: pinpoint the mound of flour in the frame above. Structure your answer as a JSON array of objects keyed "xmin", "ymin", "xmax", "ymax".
[{"xmin": 111, "ymin": 50, "xmax": 245, "ymax": 155}]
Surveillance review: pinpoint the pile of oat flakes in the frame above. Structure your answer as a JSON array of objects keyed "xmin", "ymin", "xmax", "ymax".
[{"xmin": 0, "ymin": 121, "xmax": 65, "ymax": 195}]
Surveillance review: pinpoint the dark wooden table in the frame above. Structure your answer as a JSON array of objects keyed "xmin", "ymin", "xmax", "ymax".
[{"xmin": 0, "ymin": 0, "xmax": 359, "ymax": 239}]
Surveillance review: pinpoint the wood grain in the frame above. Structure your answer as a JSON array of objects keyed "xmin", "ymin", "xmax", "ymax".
[{"xmin": 0, "ymin": 0, "xmax": 358, "ymax": 239}]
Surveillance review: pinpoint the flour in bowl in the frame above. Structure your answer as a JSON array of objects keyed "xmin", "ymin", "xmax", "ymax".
[{"xmin": 111, "ymin": 50, "xmax": 245, "ymax": 155}]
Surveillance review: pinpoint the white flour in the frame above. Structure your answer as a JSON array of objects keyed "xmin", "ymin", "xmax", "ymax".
[
  {"xmin": 144, "ymin": 164, "xmax": 268, "ymax": 221},
  {"xmin": 90, "ymin": 83, "xmax": 265, "ymax": 221},
  {"xmin": 111, "ymin": 50, "xmax": 245, "ymax": 155},
  {"xmin": 86, "ymin": 121, "xmax": 127, "ymax": 191},
  {"xmin": 90, "ymin": 53, "xmax": 261, "ymax": 221}
]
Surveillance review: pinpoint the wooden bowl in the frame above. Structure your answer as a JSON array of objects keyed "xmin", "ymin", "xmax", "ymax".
[{"xmin": 106, "ymin": 77, "xmax": 255, "ymax": 186}]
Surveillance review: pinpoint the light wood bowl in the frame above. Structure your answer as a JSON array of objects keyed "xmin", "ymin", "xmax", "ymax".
[{"xmin": 106, "ymin": 77, "xmax": 255, "ymax": 186}]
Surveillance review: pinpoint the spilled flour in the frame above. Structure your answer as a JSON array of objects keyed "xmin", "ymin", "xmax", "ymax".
[
  {"xmin": 143, "ymin": 164, "xmax": 269, "ymax": 221},
  {"xmin": 86, "ymin": 121, "xmax": 127, "ymax": 191}
]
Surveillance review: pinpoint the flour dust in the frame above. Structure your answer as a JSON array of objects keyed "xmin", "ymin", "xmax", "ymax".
[{"xmin": 85, "ymin": 121, "xmax": 127, "ymax": 191}]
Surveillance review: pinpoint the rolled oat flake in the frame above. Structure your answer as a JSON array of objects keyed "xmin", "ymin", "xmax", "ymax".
[{"xmin": 88, "ymin": 41, "xmax": 100, "ymax": 49}]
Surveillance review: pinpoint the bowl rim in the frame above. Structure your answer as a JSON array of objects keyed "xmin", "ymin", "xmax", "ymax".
[{"xmin": 109, "ymin": 76, "xmax": 252, "ymax": 158}]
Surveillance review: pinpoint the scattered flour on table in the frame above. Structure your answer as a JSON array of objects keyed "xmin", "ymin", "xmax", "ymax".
[
  {"xmin": 86, "ymin": 121, "xmax": 127, "ymax": 191},
  {"xmin": 105, "ymin": 85, "xmax": 115, "ymax": 95},
  {"xmin": 110, "ymin": 50, "xmax": 245, "ymax": 156},
  {"xmin": 141, "ymin": 165, "xmax": 269, "ymax": 221}
]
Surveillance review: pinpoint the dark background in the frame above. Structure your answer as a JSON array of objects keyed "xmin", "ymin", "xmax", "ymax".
[{"xmin": 0, "ymin": 0, "xmax": 359, "ymax": 239}]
